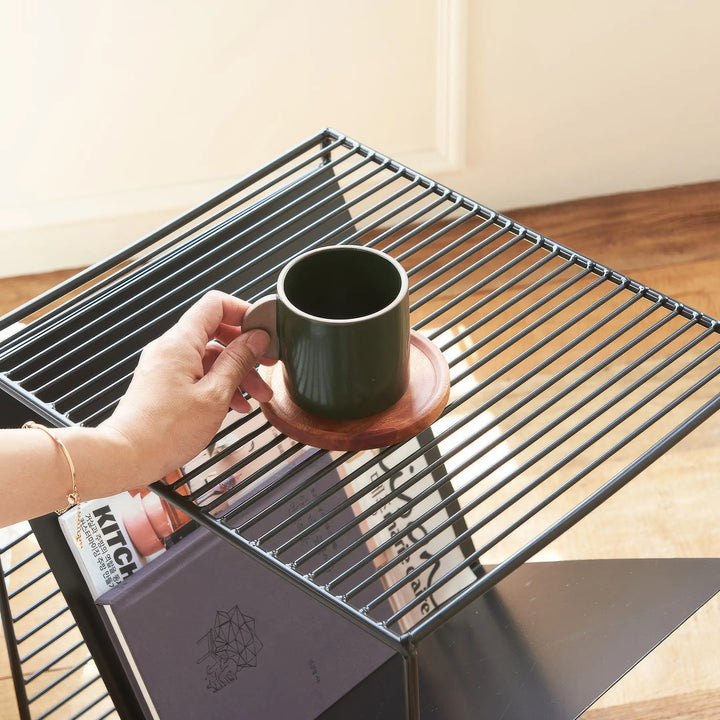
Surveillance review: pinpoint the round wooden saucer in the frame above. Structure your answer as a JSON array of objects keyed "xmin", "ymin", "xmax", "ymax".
[{"xmin": 258, "ymin": 330, "xmax": 450, "ymax": 451}]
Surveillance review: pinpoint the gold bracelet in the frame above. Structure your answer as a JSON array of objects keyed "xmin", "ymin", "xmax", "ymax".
[{"xmin": 23, "ymin": 421, "xmax": 83, "ymax": 548}]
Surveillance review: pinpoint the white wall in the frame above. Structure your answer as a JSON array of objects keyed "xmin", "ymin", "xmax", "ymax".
[
  {"xmin": 1, "ymin": 0, "xmax": 719, "ymax": 277},
  {"xmin": 459, "ymin": 0, "xmax": 720, "ymax": 208}
]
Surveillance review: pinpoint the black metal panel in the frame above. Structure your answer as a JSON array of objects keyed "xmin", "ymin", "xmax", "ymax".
[
  {"xmin": 416, "ymin": 559, "xmax": 720, "ymax": 719},
  {"xmin": 318, "ymin": 654, "xmax": 408, "ymax": 720}
]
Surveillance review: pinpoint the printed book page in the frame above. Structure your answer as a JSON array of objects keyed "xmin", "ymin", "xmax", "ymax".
[{"xmin": 340, "ymin": 432, "xmax": 479, "ymax": 634}]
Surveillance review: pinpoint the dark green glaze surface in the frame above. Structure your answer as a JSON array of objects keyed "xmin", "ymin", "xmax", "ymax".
[{"xmin": 277, "ymin": 247, "xmax": 410, "ymax": 419}]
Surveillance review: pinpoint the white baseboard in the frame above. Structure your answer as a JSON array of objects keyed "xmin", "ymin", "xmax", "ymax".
[{"xmin": 0, "ymin": 206, "xmax": 185, "ymax": 279}]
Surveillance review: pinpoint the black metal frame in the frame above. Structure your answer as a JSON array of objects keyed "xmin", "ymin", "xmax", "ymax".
[{"xmin": 1, "ymin": 128, "xmax": 719, "ymax": 719}]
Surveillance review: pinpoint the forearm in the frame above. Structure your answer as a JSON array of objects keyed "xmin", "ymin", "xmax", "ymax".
[{"xmin": 0, "ymin": 424, "xmax": 144, "ymax": 528}]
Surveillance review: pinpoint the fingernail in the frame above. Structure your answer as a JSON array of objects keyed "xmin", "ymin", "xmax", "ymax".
[{"xmin": 245, "ymin": 329, "xmax": 270, "ymax": 356}]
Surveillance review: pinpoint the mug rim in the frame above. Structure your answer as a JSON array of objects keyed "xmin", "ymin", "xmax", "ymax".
[{"xmin": 276, "ymin": 245, "xmax": 409, "ymax": 325}]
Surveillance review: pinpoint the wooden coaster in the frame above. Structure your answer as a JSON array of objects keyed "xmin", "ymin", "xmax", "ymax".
[{"xmin": 258, "ymin": 330, "xmax": 450, "ymax": 451}]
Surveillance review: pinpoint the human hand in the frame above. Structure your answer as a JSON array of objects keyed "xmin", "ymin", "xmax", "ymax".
[{"xmin": 101, "ymin": 291, "xmax": 273, "ymax": 487}]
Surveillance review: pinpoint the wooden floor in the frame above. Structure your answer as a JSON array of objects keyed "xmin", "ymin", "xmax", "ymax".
[{"xmin": 1, "ymin": 181, "xmax": 719, "ymax": 718}]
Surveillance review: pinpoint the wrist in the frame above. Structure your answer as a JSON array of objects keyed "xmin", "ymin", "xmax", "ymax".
[
  {"xmin": 88, "ymin": 423, "xmax": 148, "ymax": 495},
  {"xmin": 30, "ymin": 424, "xmax": 147, "ymax": 509}
]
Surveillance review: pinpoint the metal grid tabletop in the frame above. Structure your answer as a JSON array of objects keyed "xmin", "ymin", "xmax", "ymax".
[{"xmin": 1, "ymin": 128, "xmax": 719, "ymax": 654}]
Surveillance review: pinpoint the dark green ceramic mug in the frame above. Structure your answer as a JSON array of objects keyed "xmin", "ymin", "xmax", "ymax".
[{"xmin": 243, "ymin": 245, "xmax": 410, "ymax": 419}]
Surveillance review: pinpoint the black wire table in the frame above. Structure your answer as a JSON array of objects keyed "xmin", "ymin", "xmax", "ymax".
[{"xmin": 1, "ymin": 129, "xmax": 719, "ymax": 719}]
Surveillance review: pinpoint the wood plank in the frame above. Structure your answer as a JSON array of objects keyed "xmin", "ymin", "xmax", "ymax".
[
  {"xmin": 584, "ymin": 687, "xmax": 720, "ymax": 720},
  {"xmin": 505, "ymin": 181, "xmax": 720, "ymax": 280},
  {"xmin": 0, "ymin": 677, "xmax": 20, "ymax": 720},
  {"xmin": 0, "ymin": 268, "xmax": 81, "ymax": 318},
  {"xmin": 259, "ymin": 331, "xmax": 450, "ymax": 450}
]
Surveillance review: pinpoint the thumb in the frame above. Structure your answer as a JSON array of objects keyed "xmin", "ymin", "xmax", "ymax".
[{"xmin": 205, "ymin": 329, "xmax": 270, "ymax": 396}]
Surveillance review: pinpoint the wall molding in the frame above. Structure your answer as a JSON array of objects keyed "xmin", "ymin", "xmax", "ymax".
[{"xmin": 398, "ymin": 0, "xmax": 468, "ymax": 176}]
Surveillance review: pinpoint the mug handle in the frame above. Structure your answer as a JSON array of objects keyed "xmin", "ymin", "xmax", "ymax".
[{"xmin": 242, "ymin": 295, "xmax": 280, "ymax": 360}]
